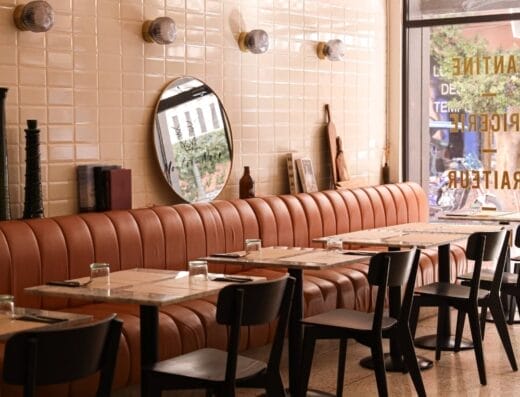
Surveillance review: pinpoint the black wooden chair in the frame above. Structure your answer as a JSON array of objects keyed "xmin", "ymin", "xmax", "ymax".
[
  {"xmin": 454, "ymin": 228, "xmax": 518, "ymax": 361},
  {"xmin": 143, "ymin": 275, "xmax": 295, "ymax": 397},
  {"xmin": 299, "ymin": 249, "xmax": 425, "ymax": 397},
  {"xmin": 411, "ymin": 230, "xmax": 517, "ymax": 386},
  {"xmin": 2, "ymin": 314, "xmax": 123, "ymax": 397},
  {"xmin": 457, "ymin": 225, "xmax": 520, "ymax": 325}
]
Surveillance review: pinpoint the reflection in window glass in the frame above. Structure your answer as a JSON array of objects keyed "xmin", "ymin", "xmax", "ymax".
[{"xmin": 427, "ymin": 21, "xmax": 520, "ymax": 217}]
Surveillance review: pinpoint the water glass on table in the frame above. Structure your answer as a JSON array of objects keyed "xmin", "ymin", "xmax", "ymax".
[
  {"xmin": 189, "ymin": 260, "xmax": 208, "ymax": 283},
  {"xmin": 326, "ymin": 237, "xmax": 343, "ymax": 252},
  {"xmin": 90, "ymin": 262, "xmax": 110, "ymax": 286},
  {"xmin": 245, "ymin": 238, "xmax": 262, "ymax": 254},
  {"xmin": 0, "ymin": 294, "xmax": 15, "ymax": 318}
]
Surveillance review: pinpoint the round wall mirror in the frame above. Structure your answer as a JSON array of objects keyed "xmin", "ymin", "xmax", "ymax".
[{"xmin": 153, "ymin": 76, "xmax": 233, "ymax": 203}]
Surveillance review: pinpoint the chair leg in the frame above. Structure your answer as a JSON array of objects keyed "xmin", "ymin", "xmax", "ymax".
[
  {"xmin": 265, "ymin": 373, "xmax": 286, "ymax": 397},
  {"xmin": 397, "ymin": 327, "xmax": 426, "ymax": 397},
  {"xmin": 488, "ymin": 297, "xmax": 518, "ymax": 371},
  {"xmin": 410, "ymin": 299, "xmax": 420, "ymax": 338},
  {"xmin": 468, "ymin": 306, "xmax": 487, "ymax": 385},
  {"xmin": 370, "ymin": 338, "xmax": 388, "ymax": 397},
  {"xmin": 299, "ymin": 328, "xmax": 317, "ymax": 397},
  {"xmin": 454, "ymin": 309, "xmax": 465, "ymax": 352},
  {"xmin": 435, "ymin": 304, "xmax": 447, "ymax": 361},
  {"xmin": 336, "ymin": 338, "xmax": 348, "ymax": 397},
  {"xmin": 479, "ymin": 304, "xmax": 488, "ymax": 339},
  {"xmin": 142, "ymin": 373, "xmax": 161, "ymax": 397}
]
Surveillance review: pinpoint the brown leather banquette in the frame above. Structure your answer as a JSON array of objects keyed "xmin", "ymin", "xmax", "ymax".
[{"xmin": 0, "ymin": 182, "xmax": 466, "ymax": 396}]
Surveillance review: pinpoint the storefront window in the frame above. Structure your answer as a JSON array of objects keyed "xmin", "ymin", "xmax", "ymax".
[{"xmin": 404, "ymin": 1, "xmax": 520, "ymax": 218}]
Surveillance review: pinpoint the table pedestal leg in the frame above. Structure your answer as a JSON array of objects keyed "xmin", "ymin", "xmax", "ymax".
[{"xmin": 141, "ymin": 305, "xmax": 159, "ymax": 396}]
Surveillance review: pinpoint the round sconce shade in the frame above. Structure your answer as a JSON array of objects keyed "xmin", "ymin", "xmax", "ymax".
[
  {"xmin": 142, "ymin": 17, "xmax": 176, "ymax": 45},
  {"xmin": 318, "ymin": 39, "xmax": 345, "ymax": 61},
  {"xmin": 238, "ymin": 29, "xmax": 269, "ymax": 54},
  {"xmin": 13, "ymin": 1, "xmax": 54, "ymax": 33}
]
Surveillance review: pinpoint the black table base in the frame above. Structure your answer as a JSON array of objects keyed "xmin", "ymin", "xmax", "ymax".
[
  {"xmin": 269, "ymin": 390, "xmax": 335, "ymax": 397},
  {"xmin": 414, "ymin": 334, "xmax": 473, "ymax": 351},
  {"xmin": 359, "ymin": 353, "xmax": 433, "ymax": 372}
]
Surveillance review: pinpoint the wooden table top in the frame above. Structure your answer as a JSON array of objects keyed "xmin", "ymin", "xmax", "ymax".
[
  {"xmin": 313, "ymin": 222, "xmax": 504, "ymax": 249},
  {"xmin": 202, "ymin": 246, "xmax": 371, "ymax": 270},
  {"xmin": 438, "ymin": 210, "xmax": 520, "ymax": 223},
  {"xmin": 0, "ymin": 308, "xmax": 92, "ymax": 341},
  {"xmin": 26, "ymin": 268, "xmax": 263, "ymax": 307}
]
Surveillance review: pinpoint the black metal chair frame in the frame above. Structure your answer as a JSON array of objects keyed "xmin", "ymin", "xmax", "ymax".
[
  {"xmin": 299, "ymin": 249, "xmax": 425, "ymax": 397},
  {"xmin": 143, "ymin": 275, "xmax": 295, "ymax": 397},
  {"xmin": 2, "ymin": 314, "xmax": 123, "ymax": 397},
  {"xmin": 411, "ymin": 230, "xmax": 517, "ymax": 386}
]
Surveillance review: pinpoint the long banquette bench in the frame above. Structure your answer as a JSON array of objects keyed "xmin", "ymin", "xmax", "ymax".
[{"xmin": 0, "ymin": 182, "xmax": 467, "ymax": 396}]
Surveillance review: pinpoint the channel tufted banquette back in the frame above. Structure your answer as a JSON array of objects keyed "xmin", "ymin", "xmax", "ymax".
[{"xmin": 0, "ymin": 182, "xmax": 428, "ymax": 311}]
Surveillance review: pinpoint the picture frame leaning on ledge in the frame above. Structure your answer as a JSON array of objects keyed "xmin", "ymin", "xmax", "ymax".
[{"xmin": 296, "ymin": 157, "xmax": 318, "ymax": 193}]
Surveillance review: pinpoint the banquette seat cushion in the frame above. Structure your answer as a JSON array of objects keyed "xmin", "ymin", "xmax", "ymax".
[{"xmin": 0, "ymin": 182, "xmax": 466, "ymax": 396}]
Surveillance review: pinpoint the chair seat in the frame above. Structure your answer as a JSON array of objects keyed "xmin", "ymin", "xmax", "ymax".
[
  {"xmin": 457, "ymin": 269, "xmax": 518, "ymax": 285},
  {"xmin": 302, "ymin": 308, "xmax": 398, "ymax": 332},
  {"xmin": 415, "ymin": 282, "xmax": 489, "ymax": 301},
  {"xmin": 148, "ymin": 348, "xmax": 266, "ymax": 383}
]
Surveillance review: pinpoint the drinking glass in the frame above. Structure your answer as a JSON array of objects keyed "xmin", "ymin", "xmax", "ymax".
[
  {"xmin": 0, "ymin": 294, "xmax": 15, "ymax": 318},
  {"xmin": 189, "ymin": 260, "xmax": 208, "ymax": 283},
  {"xmin": 326, "ymin": 237, "xmax": 343, "ymax": 252},
  {"xmin": 90, "ymin": 262, "xmax": 110, "ymax": 285},
  {"xmin": 245, "ymin": 238, "xmax": 262, "ymax": 254}
]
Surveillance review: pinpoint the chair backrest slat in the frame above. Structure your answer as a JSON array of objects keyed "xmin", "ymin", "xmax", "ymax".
[
  {"xmin": 466, "ymin": 230, "xmax": 506, "ymax": 262},
  {"xmin": 216, "ymin": 276, "xmax": 292, "ymax": 325},
  {"xmin": 465, "ymin": 230, "xmax": 508, "ymax": 300},
  {"xmin": 368, "ymin": 250, "xmax": 416, "ymax": 288},
  {"xmin": 368, "ymin": 249, "xmax": 420, "ymax": 329}
]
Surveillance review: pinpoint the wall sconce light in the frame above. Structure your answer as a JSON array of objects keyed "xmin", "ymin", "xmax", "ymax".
[
  {"xmin": 13, "ymin": 1, "xmax": 54, "ymax": 33},
  {"xmin": 238, "ymin": 29, "xmax": 269, "ymax": 54},
  {"xmin": 317, "ymin": 39, "xmax": 345, "ymax": 61},
  {"xmin": 142, "ymin": 17, "xmax": 176, "ymax": 45}
]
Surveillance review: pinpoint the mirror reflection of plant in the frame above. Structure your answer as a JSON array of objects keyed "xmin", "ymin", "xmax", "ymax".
[
  {"xmin": 172, "ymin": 129, "xmax": 231, "ymax": 201},
  {"xmin": 431, "ymin": 25, "xmax": 520, "ymax": 113}
]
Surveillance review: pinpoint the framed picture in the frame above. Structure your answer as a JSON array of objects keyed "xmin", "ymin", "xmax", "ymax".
[
  {"xmin": 296, "ymin": 157, "xmax": 318, "ymax": 193},
  {"xmin": 286, "ymin": 152, "xmax": 303, "ymax": 194}
]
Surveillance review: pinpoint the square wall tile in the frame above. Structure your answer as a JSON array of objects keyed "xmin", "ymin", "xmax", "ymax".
[{"xmin": 1, "ymin": 0, "xmax": 386, "ymax": 216}]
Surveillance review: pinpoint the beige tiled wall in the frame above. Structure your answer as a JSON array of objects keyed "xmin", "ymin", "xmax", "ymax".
[{"xmin": 0, "ymin": 0, "xmax": 386, "ymax": 218}]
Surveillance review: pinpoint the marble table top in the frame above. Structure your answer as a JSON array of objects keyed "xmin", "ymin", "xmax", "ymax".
[
  {"xmin": 439, "ymin": 210, "xmax": 520, "ymax": 223},
  {"xmin": 26, "ymin": 268, "xmax": 264, "ymax": 307},
  {"xmin": 202, "ymin": 246, "xmax": 370, "ymax": 270},
  {"xmin": 0, "ymin": 308, "xmax": 92, "ymax": 341},
  {"xmin": 313, "ymin": 222, "xmax": 504, "ymax": 249}
]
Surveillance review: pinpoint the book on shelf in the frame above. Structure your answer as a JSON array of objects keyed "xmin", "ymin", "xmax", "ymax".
[
  {"xmin": 77, "ymin": 165, "xmax": 96, "ymax": 212},
  {"xmin": 295, "ymin": 157, "xmax": 318, "ymax": 193},
  {"xmin": 94, "ymin": 165, "xmax": 121, "ymax": 212},
  {"xmin": 105, "ymin": 168, "xmax": 132, "ymax": 210},
  {"xmin": 286, "ymin": 152, "xmax": 303, "ymax": 194}
]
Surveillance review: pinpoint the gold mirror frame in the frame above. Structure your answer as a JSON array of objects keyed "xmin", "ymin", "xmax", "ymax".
[{"xmin": 153, "ymin": 76, "xmax": 233, "ymax": 203}]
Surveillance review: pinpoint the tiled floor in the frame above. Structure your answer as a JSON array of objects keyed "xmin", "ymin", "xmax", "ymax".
[
  {"xmin": 118, "ymin": 308, "xmax": 520, "ymax": 396},
  {"xmin": 236, "ymin": 308, "xmax": 520, "ymax": 396}
]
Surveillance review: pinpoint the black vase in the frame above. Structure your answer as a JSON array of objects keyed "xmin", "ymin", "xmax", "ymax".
[
  {"xmin": 23, "ymin": 119, "xmax": 43, "ymax": 219},
  {"xmin": 0, "ymin": 88, "xmax": 10, "ymax": 220}
]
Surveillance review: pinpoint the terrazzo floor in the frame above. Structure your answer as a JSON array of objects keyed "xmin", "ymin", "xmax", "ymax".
[{"xmin": 118, "ymin": 308, "xmax": 520, "ymax": 396}]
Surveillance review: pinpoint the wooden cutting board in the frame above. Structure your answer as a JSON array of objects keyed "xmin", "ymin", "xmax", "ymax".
[
  {"xmin": 325, "ymin": 104, "xmax": 338, "ymax": 185},
  {"xmin": 335, "ymin": 136, "xmax": 350, "ymax": 182}
]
